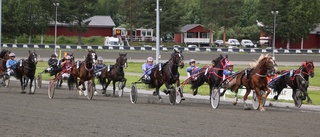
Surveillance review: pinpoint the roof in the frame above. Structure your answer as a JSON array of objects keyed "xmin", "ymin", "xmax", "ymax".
[
  {"xmin": 180, "ymin": 24, "xmax": 202, "ymax": 32},
  {"xmin": 49, "ymin": 15, "xmax": 116, "ymax": 28}
]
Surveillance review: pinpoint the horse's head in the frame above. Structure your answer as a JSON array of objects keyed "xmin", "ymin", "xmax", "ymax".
[
  {"xmin": 171, "ymin": 49, "xmax": 184, "ymax": 68},
  {"xmin": 28, "ymin": 50, "xmax": 38, "ymax": 64},
  {"xmin": 87, "ymin": 49, "xmax": 97, "ymax": 64},
  {"xmin": 260, "ymin": 55, "xmax": 278, "ymax": 73},
  {"xmin": 0, "ymin": 49, "xmax": 10, "ymax": 60},
  {"xmin": 302, "ymin": 60, "xmax": 314, "ymax": 78},
  {"xmin": 116, "ymin": 53, "xmax": 128, "ymax": 69},
  {"xmin": 213, "ymin": 54, "xmax": 229, "ymax": 69}
]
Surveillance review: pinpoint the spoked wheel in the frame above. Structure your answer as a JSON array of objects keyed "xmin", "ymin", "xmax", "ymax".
[
  {"xmin": 130, "ymin": 83, "xmax": 138, "ymax": 104},
  {"xmin": 169, "ymin": 86, "xmax": 176, "ymax": 105},
  {"xmin": 252, "ymin": 90, "xmax": 266, "ymax": 110},
  {"xmin": 210, "ymin": 88, "xmax": 220, "ymax": 109},
  {"xmin": 175, "ymin": 87, "xmax": 182, "ymax": 104},
  {"xmin": 86, "ymin": 81, "xmax": 94, "ymax": 100},
  {"xmin": 4, "ymin": 74, "xmax": 10, "ymax": 88},
  {"xmin": 118, "ymin": 81, "xmax": 124, "ymax": 97},
  {"xmin": 37, "ymin": 74, "xmax": 42, "ymax": 89},
  {"xmin": 48, "ymin": 80, "xmax": 56, "ymax": 99},
  {"xmin": 294, "ymin": 90, "xmax": 302, "ymax": 108},
  {"xmin": 30, "ymin": 77, "xmax": 36, "ymax": 94}
]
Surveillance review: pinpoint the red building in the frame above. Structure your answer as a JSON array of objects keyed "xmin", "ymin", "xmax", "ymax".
[
  {"xmin": 113, "ymin": 28, "xmax": 155, "ymax": 41},
  {"xmin": 47, "ymin": 16, "xmax": 116, "ymax": 37},
  {"xmin": 274, "ymin": 25, "xmax": 320, "ymax": 49},
  {"xmin": 174, "ymin": 24, "xmax": 213, "ymax": 47}
]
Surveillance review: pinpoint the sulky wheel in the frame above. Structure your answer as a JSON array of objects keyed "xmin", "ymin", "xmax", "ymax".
[
  {"xmin": 37, "ymin": 74, "xmax": 42, "ymax": 89},
  {"xmin": 86, "ymin": 81, "xmax": 94, "ymax": 100},
  {"xmin": 252, "ymin": 90, "xmax": 266, "ymax": 110},
  {"xmin": 4, "ymin": 74, "xmax": 10, "ymax": 88},
  {"xmin": 175, "ymin": 87, "xmax": 182, "ymax": 104},
  {"xmin": 210, "ymin": 88, "xmax": 220, "ymax": 109},
  {"xmin": 48, "ymin": 80, "xmax": 56, "ymax": 99},
  {"xmin": 118, "ymin": 81, "xmax": 124, "ymax": 97},
  {"xmin": 130, "ymin": 83, "xmax": 138, "ymax": 104},
  {"xmin": 169, "ymin": 86, "xmax": 176, "ymax": 105}
]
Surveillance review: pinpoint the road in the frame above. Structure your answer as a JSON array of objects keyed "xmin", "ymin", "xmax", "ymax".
[
  {"xmin": 8, "ymin": 48, "xmax": 320, "ymax": 66},
  {"xmin": 0, "ymin": 80, "xmax": 320, "ymax": 137}
]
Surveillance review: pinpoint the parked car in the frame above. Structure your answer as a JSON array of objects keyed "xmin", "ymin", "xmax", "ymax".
[
  {"xmin": 227, "ymin": 39, "xmax": 240, "ymax": 47},
  {"xmin": 214, "ymin": 40, "xmax": 224, "ymax": 47},
  {"xmin": 241, "ymin": 39, "xmax": 254, "ymax": 48},
  {"xmin": 173, "ymin": 45, "xmax": 181, "ymax": 48},
  {"xmin": 187, "ymin": 45, "xmax": 197, "ymax": 48}
]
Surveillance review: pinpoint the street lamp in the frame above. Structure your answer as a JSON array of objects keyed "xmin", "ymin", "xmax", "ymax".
[
  {"xmin": 271, "ymin": 10, "xmax": 278, "ymax": 60},
  {"xmin": 53, "ymin": 3, "xmax": 59, "ymax": 55},
  {"xmin": 155, "ymin": 0, "xmax": 160, "ymax": 64},
  {"xmin": 0, "ymin": 0, "xmax": 2, "ymax": 51}
]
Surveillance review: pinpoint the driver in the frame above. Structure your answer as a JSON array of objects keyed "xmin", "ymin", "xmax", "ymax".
[{"xmin": 60, "ymin": 55, "xmax": 73, "ymax": 79}]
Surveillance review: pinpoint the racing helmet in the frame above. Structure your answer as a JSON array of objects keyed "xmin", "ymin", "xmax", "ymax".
[
  {"xmin": 147, "ymin": 57, "xmax": 154, "ymax": 62},
  {"xmin": 227, "ymin": 61, "xmax": 233, "ymax": 67},
  {"xmin": 9, "ymin": 53, "xmax": 15, "ymax": 57},
  {"xmin": 65, "ymin": 55, "xmax": 71, "ymax": 60},
  {"xmin": 189, "ymin": 59, "xmax": 196, "ymax": 64},
  {"xmin": 97, "ymin": 56, "xmax": 103, "ymax": 61},
  {"xmin": 51, "ymin": 54, "xmax": 57, "ymax": 57}
]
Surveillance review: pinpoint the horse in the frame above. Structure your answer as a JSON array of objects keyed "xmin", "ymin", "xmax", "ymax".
[
  {"xmin": 14, "ymin": 50, "xmax": 38, "ymax": 94},
  {"xmin": 272, "ymin": 61, "xmax": 314, "ymax": 105},
  {"xmin": 99, "ymin": 53, "xmax": 128, "ymax": 97},
  {"xmin": 230, "ymin": 54, "xmax": 277, "ymax": 111},
  {"xmin": 68, "ymin": 49, "xmax": 97, "ymax": 93},
  {"xmin": 148, "ymin": 49, "xmax": 184, "ymax": 101},
  {"xmin": 190, "ymin": 54, "xmax": 229, "ymax": 97},
  {"xmin": 0, "ymin": 49, "xmax": 11, "ymax": 74}
]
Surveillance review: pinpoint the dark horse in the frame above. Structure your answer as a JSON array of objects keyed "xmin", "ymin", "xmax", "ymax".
[
  {"xmin": 272, "ymin": 61, "xmax": 314, "ymax": 105},
  {"xmin": 99, "ymin": 53, "xmax": 128, "ymax": 97},
  {"xmin": 14, "ymin": 50, "xmax": 38, "ymax": 94},
  {"xmin": 148, "ymin": 49, "xmax": 184, "ymax": 101},
  {"xmin": 190, "ymin": 54, "xmax": 229, "ymax": 97},
  {"xmin": 0, "ymin": 49, "xmax": 11, "ymax": 74},
  {"xmin": 231, "ymin": 54, "xmax": 277, "ymax": 111},
  {"xmin": 68, "ymin": 50, "xmax": 97, "ymax": 93}
]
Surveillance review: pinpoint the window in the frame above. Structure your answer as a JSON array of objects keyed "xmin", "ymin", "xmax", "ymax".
[
  {"xmin": 187, "ymin": 33, "xmax": 193, "ymax": 38},
  {"xmin": 202, "ymin": 33, "xmax": 208, "ymax": 38}
]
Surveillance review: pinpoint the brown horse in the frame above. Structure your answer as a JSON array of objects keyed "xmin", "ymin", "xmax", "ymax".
[
  {"xmin": 14, "ymin": 50, "xmax": 38, "ymax": 94},
  {"xmin": 148, "ymin": 49, "xmax": 184, "ymax": 102},
  {"xmin": 271, "ymin": 61, "xmax": 314, "ymax": 106},
  {"xmin": 230, "ymin": 54, "xmax": 277, "ymax": 111},
  {"xmin": 68, "ymin": 50, "xmax": 97, "ymax": 93},
  {"xmin": 99, "ymin": 53, "xmax": 128, "ymax": 97},
  {"xmin": 0, "ymin": 49, "xmax": 11, "ymax": 74}
]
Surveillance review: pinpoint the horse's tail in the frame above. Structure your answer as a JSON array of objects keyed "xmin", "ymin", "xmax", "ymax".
[{"xmin": 191, "ymin": 73, "xmax": 205, "ymax": 90}]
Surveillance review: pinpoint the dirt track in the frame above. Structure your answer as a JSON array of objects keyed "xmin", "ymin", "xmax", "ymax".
[{"xmin": 1, "ymin": 80, "xmax": 320, "ymax": 137}]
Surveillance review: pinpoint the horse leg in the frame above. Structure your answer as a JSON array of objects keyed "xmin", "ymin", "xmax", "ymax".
[
  {"xmin": 163, "ymin": 83, "xmax": 170, "ymax": 95},
  {"xmin": 254, "ymin": 87, "xmax": 265, "ymax": 111},
  {"xmin": 243, "ymin": 88, "xmax": 252, "ymax": 110},
  {"xmin": 305, "ymin": 87, "xmax": 312, "ymax": 103},
  {"xmin": 20, "ymin": 77, "xmax": 26, "ymax": 93},
  {"xmin": 232, "ymin": 85, "xmax": 241, "ymax": 106},
  {"xmin": 29, "ymin": 77, "xmax": 34, "ymax": 94},
  {"xmin": 104, "ymin": 79, "xmax": 111, "ymax": 95},
  {"xmin": 112, "ymin": 80, "xmax": 116, "ymax": 97},
  {"xmin": 176, "ymin": 79, "xmax": 184, "ymax": 100}
]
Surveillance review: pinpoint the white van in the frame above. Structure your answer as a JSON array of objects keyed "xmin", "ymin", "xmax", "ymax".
[{"xmin": 104, "ymin": 37, "xmax": 123, "ymax": 46}]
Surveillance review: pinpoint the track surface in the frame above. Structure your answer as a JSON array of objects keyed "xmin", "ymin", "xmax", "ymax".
[
  {"xmin": 1, "ymin": 48, "xmax": 320, "ymax": 136},
  {"xmin": 1, "ymin": 80, "xmax": 320, "ymax": 137}
]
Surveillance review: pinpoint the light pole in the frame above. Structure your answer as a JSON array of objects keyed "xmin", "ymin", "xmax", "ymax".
[
  {"xmin": 0, "ymin": 0, "xmax": 2, "ymax": 51},
  {"xmin": 53, "ymin": 3, "xmax": 59, "ymax": 54},
  {"xmin": 271, "ymin": 11, "xmax": 278, "ymax": 60},
  {"xmin": 155, "ymin": 0, "xmax": 160, "ymax": 64}
]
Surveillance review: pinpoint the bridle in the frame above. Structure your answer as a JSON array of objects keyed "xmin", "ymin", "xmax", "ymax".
[
  {"xmin": 84, "ymin": 52, "xmax": 95, "ymax": 71},
  {"xmin": 301, "ymin": 62, "xmax": 314, "ymax": 76},
  {"xmin": 255, "ymin": 57, "xmax": 277, "ymax": 77}
]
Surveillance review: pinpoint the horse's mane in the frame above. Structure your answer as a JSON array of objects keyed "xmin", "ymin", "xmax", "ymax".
[
  {"xmin": 250, "ymin": 54, "xmax": 270, "ymax": 67},
  {"xmin": 0, "ymin": 49, "xmax": 9, "ymax": 58}
]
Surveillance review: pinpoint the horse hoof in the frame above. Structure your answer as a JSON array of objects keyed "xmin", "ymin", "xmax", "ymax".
[
  {"xmin": 193, "ymin": 90, "xmax": 198, "ymax": 96},
  {"xmin": 153, "ymin": 91, "xmax": 158, "ymax": 96},
  {"xmin": 101, "ymin": 91, "xmax": 106, "ymax": 94},
  {"xmin": 273, "ymin": 96, "xmax": 278, "ymax": 100},
  {"xmin": 163, "ymin": 90, "xmax": 169, "ymax": 95},
  {"xmin": 181, "ymin": 97, "xmax": 185, "ymax": 100},
  {"xmin": 78, "ymin": 91, "xmax": 83, "ymax": 96},
  {"xmin": 244, "ymin": 107, "xmax": 251, "ymax": 110},
  {"xmin": 28, "ymin": 92, "xmax": 34, "ymax": 95},
  {"xmin": 308, "ymin": 100, "xmax": 313, "ymax": 104},
  {"xmin": 260, "ymin": 108, "xmax": 266, "ymax": 112}
]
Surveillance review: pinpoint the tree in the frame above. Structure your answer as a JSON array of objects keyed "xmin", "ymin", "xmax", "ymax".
[{"xmin": 58, "ymin": 0, "xmax": 97, "ymax": 45}]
